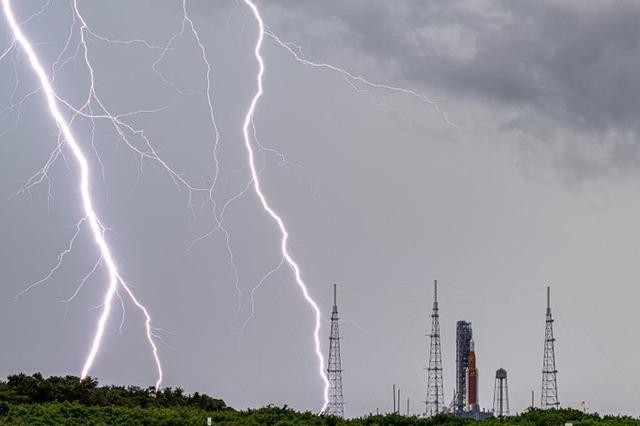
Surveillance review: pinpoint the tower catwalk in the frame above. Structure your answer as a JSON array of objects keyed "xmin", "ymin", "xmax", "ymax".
[
  {"xmin": 426, "ymin": 280, "xmax": 444, "ymax": 416},
  {"xmin": 541, "ymin": 286, "xmax": 559, "ymax": 408},
  {"xmin": 326, "ymin": 284, "xmax": 344, "ymax": 417}
]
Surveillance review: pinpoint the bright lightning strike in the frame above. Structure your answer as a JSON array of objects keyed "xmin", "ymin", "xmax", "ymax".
[
  {"xmin": 1, "ymin": 0, "xmax": 460, "ymax": 411},
  {"xmin": 241, "ymin": 0, "xmax": 330, "ymax": 411},
  {"xmin": 1, "ymin": 0, "xmax": 162, "ymax": 389}
]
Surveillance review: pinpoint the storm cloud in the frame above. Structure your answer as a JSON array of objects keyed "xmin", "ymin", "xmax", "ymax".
[{"xmin": 261, "ymin": 0, "xmax": 640, "ymax": 179}]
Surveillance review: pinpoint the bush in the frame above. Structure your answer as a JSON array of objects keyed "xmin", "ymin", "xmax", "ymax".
[{"xmin": 0, "ymin": 401, "xmax": 9, "ymax": 417}]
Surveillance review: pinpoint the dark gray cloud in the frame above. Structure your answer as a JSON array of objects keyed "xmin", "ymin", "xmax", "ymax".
[{"xmin": 262, "ymin": 0, "xmax": 640, "ymax": 179}]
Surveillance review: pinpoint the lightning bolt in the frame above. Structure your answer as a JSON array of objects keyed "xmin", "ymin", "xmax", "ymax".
[
  {"xmin": 152, "ymin": 0, "xmax": 248, "ymax": 313},
  {"xmin": 241, "ymin": 0, "xmax": 330, "ymax": 411},
  {"xmin": 265, "ymin": 30, "xmax": 460, "ymax": 131},
  {"xmin": 1, "ymin": 0, "xmax": 459, "ymax": 411},
  {"xmin": 240, "ymin": 1, "xmax": 459, "ymax": 411},
  {"xmin": 1, "ymin": 0, "xmax": 162, "ymax": 389}
]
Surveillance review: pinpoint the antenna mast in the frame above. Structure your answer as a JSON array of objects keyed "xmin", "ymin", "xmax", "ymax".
[
  {"xmin": 326, "ymin": 284, "xmax": 345, "ymax": 417},
  {"xmin": 426, "ymin": 280, "xmax": 444, "ymax": 416},
  {"xmin": 541, "ymin": 286, "xmax": 559, "ymax": 408}
]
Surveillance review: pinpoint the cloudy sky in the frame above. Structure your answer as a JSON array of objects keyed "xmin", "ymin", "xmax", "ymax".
[{"xmin": 2, "ymin": 0, "xmax": 640, "ymax": 417}]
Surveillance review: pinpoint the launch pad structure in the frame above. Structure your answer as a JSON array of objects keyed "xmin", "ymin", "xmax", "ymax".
[
  {"xmin": 331, "ymin": 280, "xmax": 560, "ymax": 418},
  {"xmin": 455, "ymin": 321, "xmax": 473, "ymax": 413},
  {"xmin": 453, "ymin": 321, "xmax": 493, "ymax": 420}
]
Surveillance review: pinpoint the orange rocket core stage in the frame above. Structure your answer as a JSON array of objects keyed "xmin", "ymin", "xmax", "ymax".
[{"xmin": 467, "ymin": 339, "xmax": 478, "ymax": 410}]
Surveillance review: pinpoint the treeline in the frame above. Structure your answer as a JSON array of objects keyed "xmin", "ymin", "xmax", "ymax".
[
  {"xmin": 1, "ymin": 374, "xmax": 639, "ymax": 424},
  {"xmin": 1, "ymin": 405, "xmax": 639, "ymax": 425},
  {"xmin": 0, "ymin": 373, "xmax": 225, "ymax": 411}
]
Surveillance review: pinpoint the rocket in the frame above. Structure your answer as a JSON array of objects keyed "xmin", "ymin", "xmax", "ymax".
[{"xmin": 467, "ymin": 339, "xmax": 478, "ymax": 410}]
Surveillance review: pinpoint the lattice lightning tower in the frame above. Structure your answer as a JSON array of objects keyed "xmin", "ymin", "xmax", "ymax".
[
  {"xmin": 541, "ymin": 286, "xmax": 559, "ymax": 408},
  {"xmin": 426, "ymin": 280, "xmax": 444, "ymax": 416},
  {"xmin": 326, "ymin": 284, "xmax": 345, "ymax": 417}
]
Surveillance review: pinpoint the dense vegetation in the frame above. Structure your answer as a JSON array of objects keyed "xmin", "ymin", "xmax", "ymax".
[
  {"xmin": 1, "ymin": 374, "xmax": 638, "ymax": 425},
  {"xmin": 0, "ymin": 373, "xmax": 225, "ymax": 411}
]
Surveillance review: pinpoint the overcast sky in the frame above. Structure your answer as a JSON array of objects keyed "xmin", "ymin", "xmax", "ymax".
[{"xmin": 2, "ymin": 0, "xmax": 640, "ymax": 417}]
